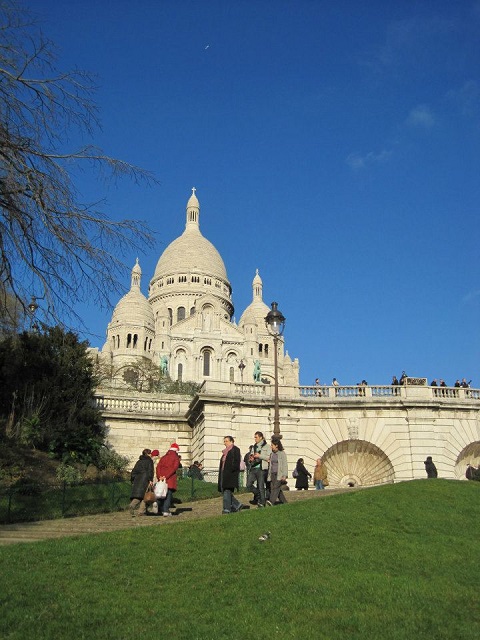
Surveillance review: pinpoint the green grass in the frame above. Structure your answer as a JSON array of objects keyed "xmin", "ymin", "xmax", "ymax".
[{"xmin": 0, "ymin": 480, "xmax": 478, "ymax": 639}]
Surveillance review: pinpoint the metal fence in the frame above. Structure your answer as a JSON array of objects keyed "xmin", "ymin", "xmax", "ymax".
[
  {"xmin": 0, "ymin": 479, "xmax": 132, "ymax": 525},
  {"xmin": 0, "ymin": 470, "xmax": 246, "ymax": 524}
]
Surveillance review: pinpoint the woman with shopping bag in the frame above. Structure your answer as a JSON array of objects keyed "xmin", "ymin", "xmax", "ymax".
[{"xmin": 155, "ymin": 443, "xmax": 181, "ymax": 517}]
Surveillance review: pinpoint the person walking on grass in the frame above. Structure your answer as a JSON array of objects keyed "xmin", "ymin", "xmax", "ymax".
[
  {"xmin": 266, "ymin": 437, "xmax": 288, "ymax": 506},
  {"xmin": 218, "ymin": 435, "xmax": 244, "ymax": 514},
  {"xmin": 424, "ymin": 456, "xmax": 438, "ymax": 479},
  {"xmin": 156, "ymin": 443, "xmax": 181, "ymax": 517},
  {"xmin": 313, "ymin": 457, "xmax": 329, "ymax": 490},
  {"xmin": 246, "ymin": 431, "xmax": 269, "ymax": 507},
  {"xmin": 129, "ymin": 449, "xmax": 154, "ymax": 517},
  {"xmin": 294, "ymin": 457, "xmax": 311, "ymax": 490}
]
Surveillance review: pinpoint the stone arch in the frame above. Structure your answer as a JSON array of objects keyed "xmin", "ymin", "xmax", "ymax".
[
  {"xmin": 454, "ymin": 441, "xmax": 480, "ymax": 479},
  {"xmin": 200, "ymin": 346, "xmax": 214, "ymax": 377},
  {"xmin": 173, "ymin": 347, "xmax": 187, "ymax": 382},
  {"xmin": 323, "ymin": 440, "xmax": 395, "ymax": 487}
]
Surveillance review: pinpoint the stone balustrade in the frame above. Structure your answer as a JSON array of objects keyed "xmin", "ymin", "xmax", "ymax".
[
  {"xmin": 298, "ymin": 384, "xmax": 480, "ymax": 401},
  {"xmin": 95, "ymin": 393, "xmax": 184, "ymax": 415},
  {"xmin": 94, "ymin": 381, "xmax": 480, "ymax": 419}
]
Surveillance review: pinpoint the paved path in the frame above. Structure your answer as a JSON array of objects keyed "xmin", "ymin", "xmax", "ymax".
[{"xmin": 0, "ymin": 488, "xmax": 352, "ymax": 546}]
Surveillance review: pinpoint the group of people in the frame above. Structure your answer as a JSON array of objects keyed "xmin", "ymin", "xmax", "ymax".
[
  {"xmin": 220, "ymin": 432, "xmax": 289, "ymax": 513},
  {"xmin": 293, "ymin": 457, "xmax": 329, "ymax": 490},
  {"xmin": 315, "ymin": 374, "xmax": 473, "ymax": 390},
  {"xmin": 430, "ymin": 378, "xmax": 471, "ymax": 388},
  {"xmin": 130, "ymin": 436, "xmax": 330, "ymax": 518},
  {"xmin": 219, "ymin": 433, "xmax": 330, "ymax": 513},
  {"xmin": 129, "ymin": 443, "xmax": 181, "ymax": 518}
]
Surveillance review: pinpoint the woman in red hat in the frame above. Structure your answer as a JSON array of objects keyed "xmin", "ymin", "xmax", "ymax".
[{"xmin": 156, "ymin": 444, "xmax": 180, "ymax": 516}]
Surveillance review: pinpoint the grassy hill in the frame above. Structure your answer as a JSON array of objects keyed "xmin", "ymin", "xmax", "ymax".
[{"xmin": 0, "ymin": 480, "xmax": 478, "ymax": 639}]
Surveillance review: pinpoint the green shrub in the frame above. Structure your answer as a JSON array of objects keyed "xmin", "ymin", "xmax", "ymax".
[
  {"xmin": 96, "ymin": 447, "xmax": 130, "ymax": 476},
  {"xmin": 55, "ymin": 464, "xmax": 83, "ymax": 485}
]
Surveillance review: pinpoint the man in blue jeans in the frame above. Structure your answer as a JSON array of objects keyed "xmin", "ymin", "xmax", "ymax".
[{"xmin": 246, "ymin": 431, "xmax": 269, "ymax": 507}]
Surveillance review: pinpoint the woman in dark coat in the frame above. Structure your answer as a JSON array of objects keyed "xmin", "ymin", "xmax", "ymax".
[
  {"xmin": 129, "ymin": 449, "xmax": 154, "ymax": 516},
  {"xmin": 424, "ymin": 456, "xmax": 438, "ymax": 478},
  {"xmin": 218, "ymin": 435, "xmax": 243, "ymax": 514},
  {"xmin": 294, "ymin": 457, "xmax": 312, "ymax": 490}
]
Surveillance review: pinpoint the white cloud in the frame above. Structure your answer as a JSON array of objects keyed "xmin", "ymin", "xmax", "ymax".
[
  {"xmin": 406, "ymin": 105, "xmax": 435, "ymax": 128},
  {"xmin": 346, "ymin": 149, "xmax": 392, "ymax": 170}
]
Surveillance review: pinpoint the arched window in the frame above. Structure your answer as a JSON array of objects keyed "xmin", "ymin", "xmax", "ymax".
[
  {"xmin": 168, "ymin": 308, "xmax": 172, "ymax": 326},
  {"xmin": 178, "ymin": 363, "xmax": 183, "ymax": 382},
  {"xmin": 133, "ymin": 334, "xmax": 138, "ymax": 348},
  {"xmin": 229, "ymin": 366, "xmax": 234, "ymax": 382},
  {"xmin": 177, "ymin": 307, "xmax": 185, "ymax": 321},
  {"xmin": 203, "ymin": 350, "xmax": 211, "ymax": 376},
  {"xmin": 127, "ymin": 334, "xmax": 132, "ymax": 348},
  {"xmin": 190, "ymin": 307, "xmax": 195, "ymax": 316}
]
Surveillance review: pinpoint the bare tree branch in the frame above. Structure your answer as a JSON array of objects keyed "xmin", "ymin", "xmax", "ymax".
[{"xmin": 0, "ymin": 1, "xmax": 157, "ymax": 330}]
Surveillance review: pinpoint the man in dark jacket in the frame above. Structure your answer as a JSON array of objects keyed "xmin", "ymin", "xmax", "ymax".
[
  {"xmin": 218, "ymin": 435, "xmax": 243, "ymax": 514},
  {"xmin": 129, "ymin": 449, "xmax": 154, "ymax": 517}
]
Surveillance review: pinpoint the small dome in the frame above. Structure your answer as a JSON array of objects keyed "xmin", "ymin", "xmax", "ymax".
[
  {"xmin": 109, "ymin": 260, "xmax": 154, "ymax": 328},
  {"xmin": 111, "ymin": 290, "xmax": 154, "ymax": 327},
  {"xmin": 187, "ymin": 188, "xmax": 199, "ymax": 209},
  {"xmin": 238, "ymin": 269, "xmax": 270, "ymax": 328}
]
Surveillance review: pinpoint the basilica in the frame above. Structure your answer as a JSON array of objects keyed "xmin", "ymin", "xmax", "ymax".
[
  {"xmin": 92, "ymin": 190, "xmax": 480, "ymax": 486},
  {"xmin": 99, "ymin": 188, "xmax": 299, "ymax": 388}
]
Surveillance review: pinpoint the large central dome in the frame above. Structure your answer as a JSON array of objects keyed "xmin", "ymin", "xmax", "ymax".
[{"xmin": 153, "ymin": 189, "xmax": 227, "ymax": 281}]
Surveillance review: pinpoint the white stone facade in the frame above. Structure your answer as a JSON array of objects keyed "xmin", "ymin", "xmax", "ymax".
[
  {"xmin": 97, "ymin": 189, "xmax": 299, "ymax": 388},
  {"xmin": 93, "ymin": 190, "xmax": 480, "ymax": 483},
  {"xmin": 96, "ymin": 381, "xmax": 480, "ymax": 483}
]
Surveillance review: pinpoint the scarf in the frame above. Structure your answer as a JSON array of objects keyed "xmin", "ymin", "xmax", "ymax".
[{"xmin": 221, "ymin": 444, "xmax": 233, "ymax": 470}]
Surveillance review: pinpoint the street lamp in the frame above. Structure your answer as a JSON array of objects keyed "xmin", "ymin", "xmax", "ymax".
[
  {"xmin": 238, "ymin": 359, "xmax": 245, "ymax": 383},
  {"xmin": 265, "ymin": 301, "xmax": 286, "ymax": 438},
  {"xmin": 28, "ymin": 296, "xmax": 40, "ymax": 332}
]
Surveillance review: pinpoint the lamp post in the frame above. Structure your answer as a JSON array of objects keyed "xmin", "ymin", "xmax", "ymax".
[
  {"xmin": 28, "ymin": 296, "xmax": 40, "ymax": 332},
  {"xmin": 265, "ymin": 301, "xmax": 285, "ymax": 438},
  {"xmin": 238, "ymin": 359, "xmax": 245, "ymax": 383}
]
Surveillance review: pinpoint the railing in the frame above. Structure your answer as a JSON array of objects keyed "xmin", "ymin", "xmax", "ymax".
[
  {"xmin": 95, "ymin": 395, "xmax": 183, "ymax": 414},
  {"xmin": 94, "ymin": 381, "xmax": 480, "ymax": 412},
  {"xmin": 298, "ymin": 384, "xmax": 480, "ymax": 401}
]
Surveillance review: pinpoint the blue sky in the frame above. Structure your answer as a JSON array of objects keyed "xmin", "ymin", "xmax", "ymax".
[{"xmin": 30, "ymin": 0, "xmax": 480, "ymax": 387}]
